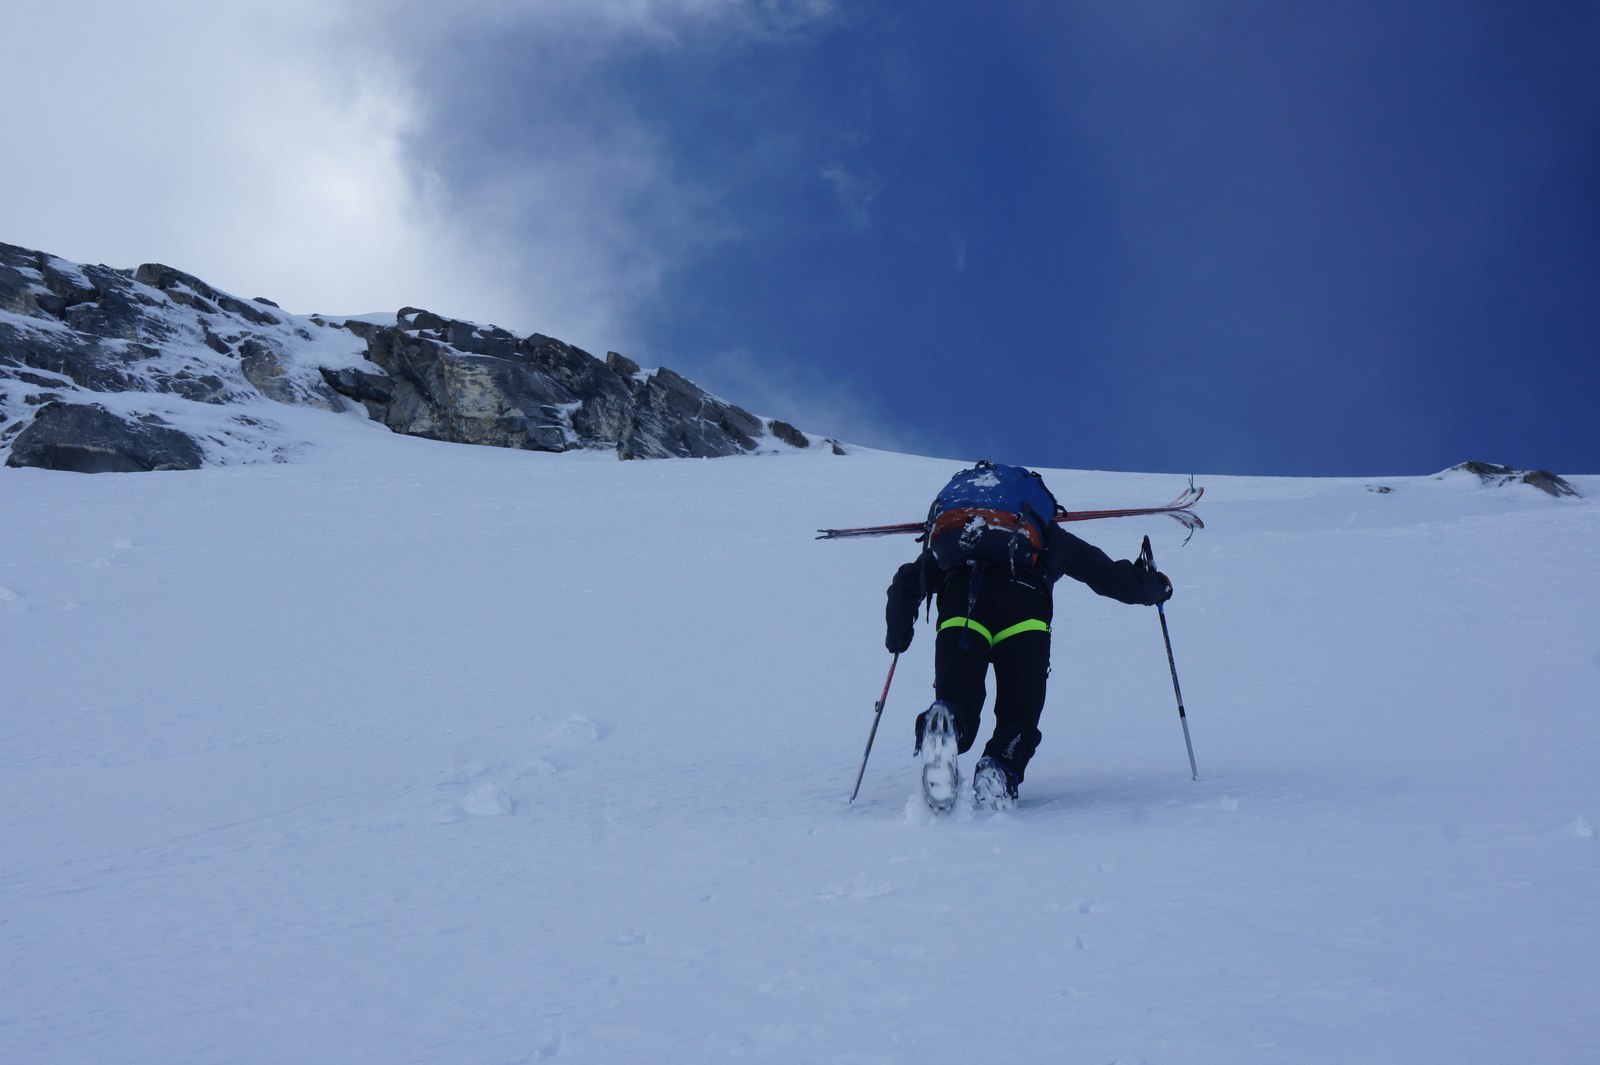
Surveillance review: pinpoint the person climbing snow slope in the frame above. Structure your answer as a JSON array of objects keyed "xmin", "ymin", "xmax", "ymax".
[{"xmin": 885, "ymin": 461, "xmax": 1172, "ymax": 810}]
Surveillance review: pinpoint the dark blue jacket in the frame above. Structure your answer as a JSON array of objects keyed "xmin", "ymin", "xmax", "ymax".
[{"xmin": 885, "ymin": 525, "xmax": 1168, "ymax": 653}]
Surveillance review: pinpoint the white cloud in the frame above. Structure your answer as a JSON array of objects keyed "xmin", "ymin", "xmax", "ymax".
[
  {"xmin": 2, "ymin": 2, "xmax": 536, "ymax": 327},
  {"xmin": 425, "ymin": 0, "xmax": 837, "ymax": 45},
  {"xmin": 820, "ymin": 164, "xmax": 883, "ymax": 229},
  {"xmin": 359, "ymin": 0, "xmax": 842, "ymax": 353},
  {"xmin": 4, "ymin": 0, "xmax": 841, "ymax": 356}
]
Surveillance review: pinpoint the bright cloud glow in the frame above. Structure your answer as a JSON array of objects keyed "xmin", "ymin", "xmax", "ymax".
[
  {"xmin": 4, "ymin": 3, "xmax": 528, "ymax": 325},
  {"xmin": 4, "ymin": 0, "xmax": 835, "ymax": 353}
]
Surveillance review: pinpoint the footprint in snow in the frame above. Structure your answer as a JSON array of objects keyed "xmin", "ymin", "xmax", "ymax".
[
  {"xmin": 433, "ymin": 718, "xmax": 604, "ymax": 823},
  {"xmin": 516, "ymin": 757, "xmax": 560, "ymax": 780},
  {"xmin": 757, "ymin": 971, "xmax": 809, "ymax": 995},
  {"xmin": 546, "ymin": 714, "xmax": 602, "ymax": 744},
  {"xmin": 818, "ymin": 873, "xmax": 892, "ymax": 899},
  {"xmin": 460, "ymin": 781, "xmax": 513, "ymax": 816}
]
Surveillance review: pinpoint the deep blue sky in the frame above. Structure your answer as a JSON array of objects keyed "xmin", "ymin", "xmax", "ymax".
[
  {"xmin": 11, "ymin": 1, "xmax": 1599, "ymax": 476},
  {"xmin": 642, "ymin": 3, "xmax": 1600, "ymax": 476},
  {"xmin": 434, "ymin": 0, "xmax": 1598, "ymax": 477}
]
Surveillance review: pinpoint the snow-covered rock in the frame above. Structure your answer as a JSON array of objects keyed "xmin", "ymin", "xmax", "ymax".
[
  {"xmin": 1441, "ymin": 460, "xmax": 1581, "ymax": 498},
  {"xmin": 1, "ymin": 241, "xmax": 828, "ymax": 472}
]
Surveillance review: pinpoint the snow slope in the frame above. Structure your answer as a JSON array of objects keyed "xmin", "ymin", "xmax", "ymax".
[{"xmin": 4, "ymin": 410, "xmax": 1597, "ymax": 1064}]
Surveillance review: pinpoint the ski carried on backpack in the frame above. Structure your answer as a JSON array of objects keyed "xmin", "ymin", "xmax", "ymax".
[{"xmin": 815, "ymin": 483, "xmax": 1205, "ymax": 541}]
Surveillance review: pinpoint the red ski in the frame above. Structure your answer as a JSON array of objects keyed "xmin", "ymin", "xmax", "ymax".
[{"xmin": 815, "ymin": 485, "xmax": 1204, "ymax": 540}]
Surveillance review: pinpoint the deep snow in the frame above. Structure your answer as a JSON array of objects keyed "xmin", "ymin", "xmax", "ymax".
[{"xmin": 3, "ymin": 404, "xmax": 1597, "ymax": 1064}]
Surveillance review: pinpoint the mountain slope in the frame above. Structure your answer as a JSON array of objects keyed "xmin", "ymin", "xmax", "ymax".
[{"xmin": 3, "ymin": 426, "xmax": 1596, "ymax": 1064}]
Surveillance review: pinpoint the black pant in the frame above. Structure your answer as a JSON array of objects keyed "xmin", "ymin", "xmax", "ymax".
[{"xmin": 926, "ymin": 566, "xmax": 1053, "ymax": 783}]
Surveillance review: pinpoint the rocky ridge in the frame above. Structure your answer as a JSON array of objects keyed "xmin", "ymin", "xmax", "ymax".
[
  {"xmin": 1, "ymin": 241, "xmax": 838, "ymax": 473},
  {"xmin": 1442, "ymin": 460, "xmax": 1580, "ymax": 498}
]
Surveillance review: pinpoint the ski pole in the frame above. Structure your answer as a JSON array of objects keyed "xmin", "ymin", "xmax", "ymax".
[
  {"xmin": 848, "ymin": 654, "xmax": 899, "ymax": 803},
  {"xmin": 1141, "ymin": 536, "xmax": 1199, "ymax": 780}
]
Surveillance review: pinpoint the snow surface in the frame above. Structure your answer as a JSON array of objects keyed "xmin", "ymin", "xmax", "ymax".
[{"xmin": 3, "ymin": 412, "xmax": 1598, "ymax": 1064}]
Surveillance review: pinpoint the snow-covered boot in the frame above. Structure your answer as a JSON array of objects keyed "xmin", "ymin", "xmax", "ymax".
[
  {"xmin": 973, "ymin": 755, "xmax": 1019, "ymax": 811},
  {"xmin": 917, "ymin": 701, "xmax": 960, "ymax": 814}
]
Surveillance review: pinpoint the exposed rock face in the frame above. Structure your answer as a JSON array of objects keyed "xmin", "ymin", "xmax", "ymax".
[
  {"xmin": 344, "ymin": 312, "xmax": 640, "ymax": 453},
  {"xmin": 6, "ymin": 402, "xmax": 205, "ymax": 473},
  {"xmin": 1, "ymin": 241, "xmax": 830, "ymax": 472},
  {"xmin": 1447, "ymin": 461, "xmax": 1580, "ymax": 498},
  {"xmin": 618, "ymin": 367, "xmax": 764, "ymax": 460},
  {"xmin": 1, "ymin": 241, "xmax": 349, "ymax": 473},
  {"xmin": 320, "ymin": 309, "xmax": 782, "ymax": 461},
  {"xmin": 239, "ymin": 338, "xmax": 342, "ymax": 411},
  {"xmin": 768, "ymin": 418, "xmax": 809, "ymax": 450}
]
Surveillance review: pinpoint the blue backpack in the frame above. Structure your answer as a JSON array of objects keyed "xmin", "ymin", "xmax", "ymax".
[{"xmin": 924, "ymin": 461, "xmax": 1063, "ymax": 571}]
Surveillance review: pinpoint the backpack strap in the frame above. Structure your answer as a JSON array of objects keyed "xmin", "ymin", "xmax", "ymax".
[{"xmin": 959, "ymin": 561, "xmax": 985, "ymax": 651}]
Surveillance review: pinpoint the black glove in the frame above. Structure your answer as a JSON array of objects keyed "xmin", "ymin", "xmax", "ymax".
[
  {"xmin": 886, "ymin": 624, "xmax": 914, "ymax": 655},
  {"xmin": 885, "ymin": 562, "xmax": 920, "ymax": 653},
  {"xmin": 1133, "ymin": 537, "xmax": 1172, "ymax": 605},
  {"xmin": 886, "ymin": 600, "xmax": 916, "ymax": 653}
]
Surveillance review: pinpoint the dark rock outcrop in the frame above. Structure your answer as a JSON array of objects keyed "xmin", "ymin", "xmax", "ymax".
[
  {"xmin": 769, "ymin": 419, "xmax": 809, "ymax": 450},
  {"xmin": 325, "ymin": 309, "xmax": 790, "ymax": 462},
  {"xmin": 132, "ymin": 263, "xmax": 285, "ymax": 327},
  {"xmin": 319, "ymin": 365, "xmax": 393, "ymax": 419},
  {"xmin": 1448, "ymin": 461, "xmax": 1580, "ymax": 498},
  {"xmin": 335, "ymin": 314, "xmax": 629, "ymax": 452},
  {"xmin": 6, "ymin": 402, "xmax": 205, "ymax": 473},
  {"xmin": 1, "ymin": 241, "xmax": 829, "ymax": 472},
  {"xmin": 617, "ymin": 367, "xmax": 764, "ymax": 460}
]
